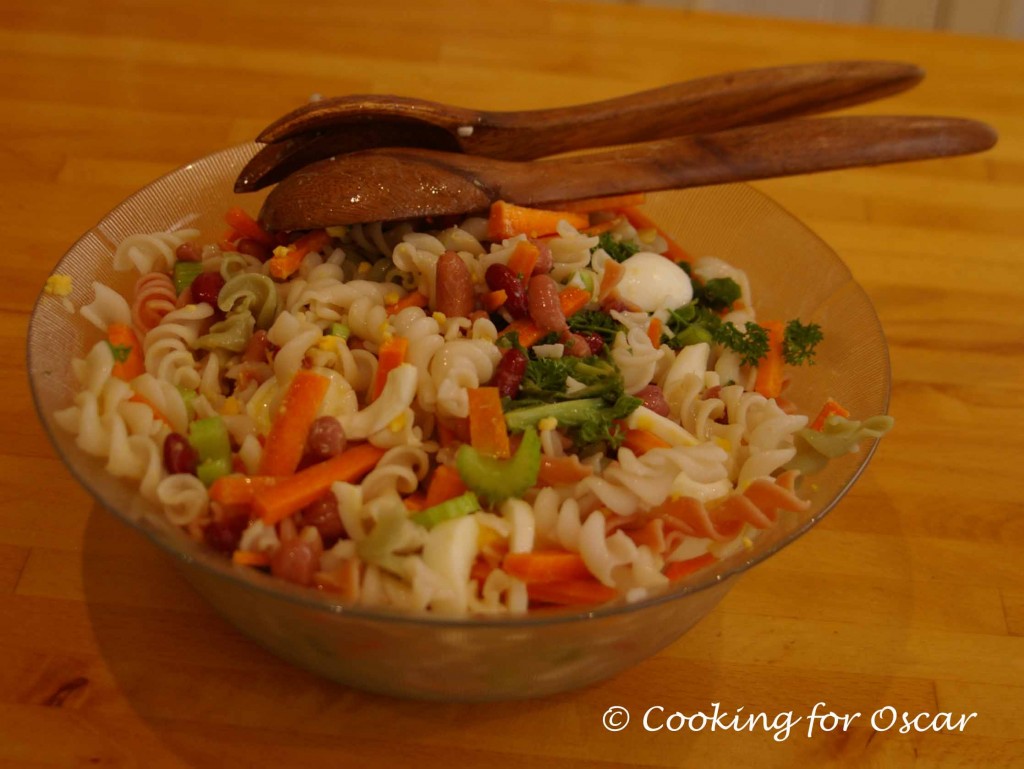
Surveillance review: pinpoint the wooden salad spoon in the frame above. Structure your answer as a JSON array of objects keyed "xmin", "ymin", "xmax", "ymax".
[
  {"xmin": 257, "ymin": 115, "xmax": 997, "ymax": 232},
  {"xmin": 235, "ymin": 60, "xmax": 925, "ymax": 192}
]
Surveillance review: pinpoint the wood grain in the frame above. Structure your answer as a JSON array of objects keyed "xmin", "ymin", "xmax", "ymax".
[{"xmin": 2, "ymin": 1, "xmax": 1022, "ymax": 767}]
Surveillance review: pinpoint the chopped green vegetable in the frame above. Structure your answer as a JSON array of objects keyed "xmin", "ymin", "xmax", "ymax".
[
  {"xmin": 520, "ymin": 355, "xmax": 625, "ymax": 403},
  {"xmin": 176, "ymin": 386, "xmax": 197, "ymax": 421},
  {"xmin": 189, "ymin": 417, "xmax": 232, "ymax": 462},
  {"xmin": 504, "ymin": 394, "xmax": 641, "ymax": 452},
  {"xmin": 783, "ymin": 319, "xmax": 824, "ymax": 365},
  {"xmin": 106, "ymin": 342, "xmax": 132, "ymax": 364},
  {"xmin": 566, "ymin": 309, "xmax": 624, "ymax": 346},
  {"xmin": 593, "ymin": 232, "xmax": 639, "ymax": 263},
  {"xmin": 196, "ymin": 456, "xmax": 232, "ymax": 487},
  {"xmin": 411, "ymin": 491, "xmax": 481, "ymax": 530},
  {"xmin": 455, "ymin": 427, "xmax": 541, "ymax": 504},
  {"xmin": 695, "ymin": 277, "xmax": 741, "ymax": 312},
  {"xmin": 329, "ymin": 322, "xmax": 350, "ymax": 339},
  {"xmin": 713, "ymin": 321, "xmax": 770, "ymax": 367},
  {"xmin": 172, "ymin": 261, "xmax": 204, "ymax": 295}
]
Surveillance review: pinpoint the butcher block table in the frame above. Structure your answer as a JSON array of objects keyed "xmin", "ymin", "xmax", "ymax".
[{"xmin": 2, "ymin": 0, "xmax": 1022, "ymax": 766}]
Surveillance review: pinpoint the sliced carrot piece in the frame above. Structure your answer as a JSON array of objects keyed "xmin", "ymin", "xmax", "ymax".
[
  {"xmin": 619, "ymin": 206, "xmax": 691, "ymax": 264},
  {"xmin": 372, "ymin": 336, "xmax": 409, "ymax": 400},
  {"xmin": 489, "ymin": 201, "xmax": 589, "ymax": 240},
  {"xmin": 664, "ymin": 553, "xmax": 717, "ymax": 581},
  {"xmin": 810, "ymin": 397, "xmax": 850, "ymax": 431},
  {"xmin": 753, "ymin": 320, "xmax": 786, "ymax": 399},
  {"xmin": 467, "ymin": 387, "xmax": 511, "ymax": 459},
  {"xmin": 107, "ymin": 323, "xmax": 144, "ymax": 381},
  {"xmin": 258, "ymin": 370, "xmax": 331, "ymax": 477},
  {"xmin": 527, "ymin": 579, "xmax": 618, "ymax": 606},
  {"xmin": 503, "ymin": 551, "xmax": 593, "ymax": 583}
]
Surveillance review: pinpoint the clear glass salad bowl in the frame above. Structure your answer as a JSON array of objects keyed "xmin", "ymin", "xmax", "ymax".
[{"xmin": 27, "ymin": 144, "xmax": 890, "ymax": 701}]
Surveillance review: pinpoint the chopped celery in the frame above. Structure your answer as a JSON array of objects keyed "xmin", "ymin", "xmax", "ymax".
[
  {"xmin": 173, "ymin": 261, "xmax": 204, "ymax": 295},
  {"xmin": 455, "ymin": 427, "xmax": 540, "ymax": 504},
  {"xmin": 329, "ymin": 322, "xmax": 350, "ymax": 339},
  {"xmin": 196, "ymin": 456, "xmax": 232, "ymax": 487},
  {"xmin": 410, "ymin": 491, "xmax": 481, "ymax": 530},
  {"xmin": 188, "ymin": 416, "xmax": 231, "ymax": 464},
  {"xmin": 176, "ymin": 387, "xmax": 197, "ymax": 420}
]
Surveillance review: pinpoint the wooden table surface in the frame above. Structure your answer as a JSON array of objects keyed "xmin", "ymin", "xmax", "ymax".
[{"xmin": 2, "ymin": 1, "xmax": 1022, "ymax": 766}]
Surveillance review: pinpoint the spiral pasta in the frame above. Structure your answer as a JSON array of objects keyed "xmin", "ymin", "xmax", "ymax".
[{"xmin": 54, "ymin": 204, "xmax": 889, "ymax": 617}]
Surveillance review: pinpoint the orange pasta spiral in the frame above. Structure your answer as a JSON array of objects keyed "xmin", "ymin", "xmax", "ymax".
[{"xmin": 131, "ymin": 272, "xmax": 177, "ymax": 334}]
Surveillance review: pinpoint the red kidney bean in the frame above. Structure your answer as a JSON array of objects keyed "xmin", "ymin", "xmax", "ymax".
[
  {"xmin": 530, "ymin": 240, "xmax": 553, "ymax": 275},
  {"xmin": 190, "ymin": 271, "xmax": 225, "ymax": 308},
  {"xmin": 203, "ymin": 514, "xmax": 248, "ymax": 554},
  {"xmin": 434, "ymin": 250, "xmax": 474, "ymax": 318},
  {"xmin": 235, "ymin": 237, "xmax": 273, "ymax": 262},
  {"xmin": 493, "ymin": 347, "xmax": 527, "ymax": 398},
  {"xmin": 297, "ymin": 492, "xmax": 344, "ymax": 547},
  {"xmin": 580, "ymin": 331, "xmax": 605, "ymax": 355},
  {"xmin": 635, "ymin": 384, "xmax": 670, "ymax": 417},
  {"xmin": 163, "ymin": 432, "xmax": 198, "ymax": 475},
  {"xmin": 563, "ymin": 333, "xmax": 592, "ymax": 358},
  {"xmin": 527, "ymin": 274, "xmax": 567, "ymax": 334},
  {"xmin": 305, "ymin": 417, "xmax": 346, "ymax": 464},
  {"xmin": 271, "ymin": 536, "xmax": 323, "ymax": 586},
  {"xmin": 484, "ymin": 263, "xmax": 528, "ymax": 319},
  {"xmin": 175, "ymin": 241, "xmax": 202, "ymax": 262}
]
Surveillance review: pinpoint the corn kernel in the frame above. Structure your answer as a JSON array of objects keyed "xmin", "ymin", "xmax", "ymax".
[
  {"xmin": 537, "ymin": 417, "xmax": 558, "ymax": 432},
  {"xmin": 388, "ymin": 412, "xmax": 407, "ymax": 432},
  {"xmin": 384, "ymin": 292, "xmax": 400, "ymax": 306},
  {"xmin": 221, "ymin": 396, "xmax": 241, "ymax": 416},
  {"xmin": 357, "ymin": 261, "xmax": 371, "ymax": 274},
  {"xmin": 432, "ymin": 311, "xmax": 447, "ymax": 324},
  {"xmin": 44, "ymin": 274, "xmax": 73, "ymax": 296},
  {"xmin": 273, "ymin": 245, "xmax": 292, "ymax": 259}
]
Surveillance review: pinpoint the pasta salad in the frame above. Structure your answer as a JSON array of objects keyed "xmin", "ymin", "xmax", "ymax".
[{"xmin": 52, "ymin": 197, "xmax": 891, "ymax": 615}]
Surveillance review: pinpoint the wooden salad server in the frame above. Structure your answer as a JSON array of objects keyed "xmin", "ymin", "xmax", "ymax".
[
  {"xmin": 235, "ymin": 60, "xmax": 925, "ymax": 192},
  {"xmin": 257, "ymin": 115, "xmax": 997, "ymax": 232}
]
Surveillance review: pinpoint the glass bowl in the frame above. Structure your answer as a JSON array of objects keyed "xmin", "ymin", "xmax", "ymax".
[{"xmin": 27, "ymin": 143, "xmax": 890, "ymax": 701}]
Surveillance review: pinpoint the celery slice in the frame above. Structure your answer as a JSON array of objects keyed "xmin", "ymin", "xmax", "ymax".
[
  {"xmin": 455, "ymin": 427, "xmax": 540, "ymax": 504},
  {"xmin": 173, "ymin": 261, "xmax": 204, "ymax": 295},
  {"xmin": 410, "ymin": 491, "xmax": 481, "ymax": 530}
]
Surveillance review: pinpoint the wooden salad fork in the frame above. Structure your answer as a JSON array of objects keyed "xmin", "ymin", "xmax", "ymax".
[{"xmin": 235, "ymin": 60, "xmax": 925, "ymax": 192}]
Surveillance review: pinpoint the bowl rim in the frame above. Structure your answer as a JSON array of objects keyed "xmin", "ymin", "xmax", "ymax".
[{"xmin": 27, "ymin": 142, "xmax": 891, "ymax": 628}]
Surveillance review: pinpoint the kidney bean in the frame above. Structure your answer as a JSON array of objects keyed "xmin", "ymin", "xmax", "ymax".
[
  {"xmin": 579, "ymin": 331, "xmax": 605, "ymax": 355},
  {"xmin": 234, "ymin": 237, "xmax": 273, "ymax": 262},
  {"xmin": 175, "ymin": 241, "xmax": 202, "ymax": 262},
  {"xmin": 563, "ymin": 333, "xmax": 592, "ymax": 358},
  {"xmin": 493, "ymin": 347, "xmax": 527, "ymax": 398},
  {"xmin": 484, "ymin": 263, "xmax": 528, "ymax": 319},
  {"xmin": 527, "ymin": 274, "xmax": 567, "ymax": 334},
  {"xmin": 271, "ymin": 535, "xmax": 323, "ymax": 586},
  {"xmin": 203, "ymin": 514, "xmax": 249, "ymax": 554},
  {"xmin": 190, "ymin": 271, "xmax": 225, "ymax": 308},
  {"xmin": 635, "ymin": 384, "xmax": 670, "ymax": 417},
  {"xmin": 297, "ymin": 492, "xmax": 345, "ymax": 547},
  {"xmin": 434, "ymin": 250, "xmax": 474, "ymax": 318},
  {"xmin": 305, "ymin": 417, "xmax": 346, "ymax": 464},
  {"xmin": 531, "ymin": 240, "xmax": 553, "ymax": 275},
  {"xmin": 163, "ymin": 432, "xmax": 198, "ymax": 475}
]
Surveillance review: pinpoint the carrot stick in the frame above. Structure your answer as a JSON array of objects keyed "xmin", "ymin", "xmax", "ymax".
[
  {"xmin": 664, "ymin": 553, "xmax": 717, "ymax": 581},
  {"xmin": 810, "ymin": 397, "xmax": 850, "ymax": 431},
  {"xmin": 621, "ymin": 428, "xmax": 671, "ymax": 456},
  {"xmin": 467, "ymin": 387, "xmax": 511, "ymax": 459},
  {"xmin": 107, "ymin": 323, "xmax": 145, "ymax": 380},
  {"xmin": 402, "ymin": 493, "xmax": 428, "ymax": 512},
  {"xmin": 425, "ymin": 464, "xmax": 469, "ymax": 507},
  {"xmin": 385, "ymin": 290, "xmax": 428, "ymax": 315},
  {"xmin": 647, "ymin": 317, "xmax": 662, "ymax": 348},
  {"xmin": 581, "ymin": 218, "xmax": 621, "ymax": 236},
  {"xmin": 225, "ymin": 206, "xmax": 274, "ymax": 247},
  {"xmin": 503, "ymin": 551, "xmax": 593, "ymax": 583},
  {"xmin": 481, "ymin": 289, "xmax": 508, "ymax": 312},
  {"xmin": 553, "ymin": 192, "xmax": 647, "ymax": 214},
  {"xmin": 372, "ymin": 336, "xmax": 409, "ymax": 400},
  {"xmin": 754, "ymin": 320, "xmax": 786, "ymax": 399},
  {"xmin": 598, "ymin": 259, "xmax": 625, "ymax": 300},
  {"xmin": 619, "ymin": 206, "xmax": 691, "ymax": 264},
  {"xmin": 209, "ymin": 474, "xmax": 280, "ymax": 506},
  {"xmin": 258, "ymin": 370, "xmax": 331, "ymax": 476},
  {"xmin": 254, "ymin": 443, "xmax": 386, "ymax": 525},
  {"xmin": 507, "ymin": 240, "xmax": 540, "ymax": 279},
  {"xmin": 527, "ymin": 579, "xmax": 618, "ymax": 606},
  {"xmin": 232, "ymin": 550, "xmax": 271, "ymax": 567},
  {"xmin": 267, "ymin": 229, "xmax": 331, "ymax": 280},
  {"xmin": 537, "ymin": 455, "xmax": 593, "ymax": 486},
  {"xmin": 489, "ymin": 201, "xmax": 589, "ymax": 241},
  {"xmin": 557, "ymin": 285, "xmax": 591, "ymax": 318}
]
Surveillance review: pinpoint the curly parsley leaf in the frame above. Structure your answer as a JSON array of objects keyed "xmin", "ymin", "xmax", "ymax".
[
  {"xmin": 593, "ymin": 232, "xmax": 639, "ymax": 263},
  {"xmin": 107, "ymin": 342, "xmax": 132, "ymax": 364},
  {"xmin": 566, "ymin": 309, "xmax": 624, "ymax": 346},
  {"xmin": 713, "ymin": 321, "xmax": 770, "ymax": 367},
  {"xmin": 783, "ymin": 320, "xmax": 823, "ymax": 365},
  {"xmin": 694, "ymin": 277, "xmax": 741, "ymax": 312}
]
